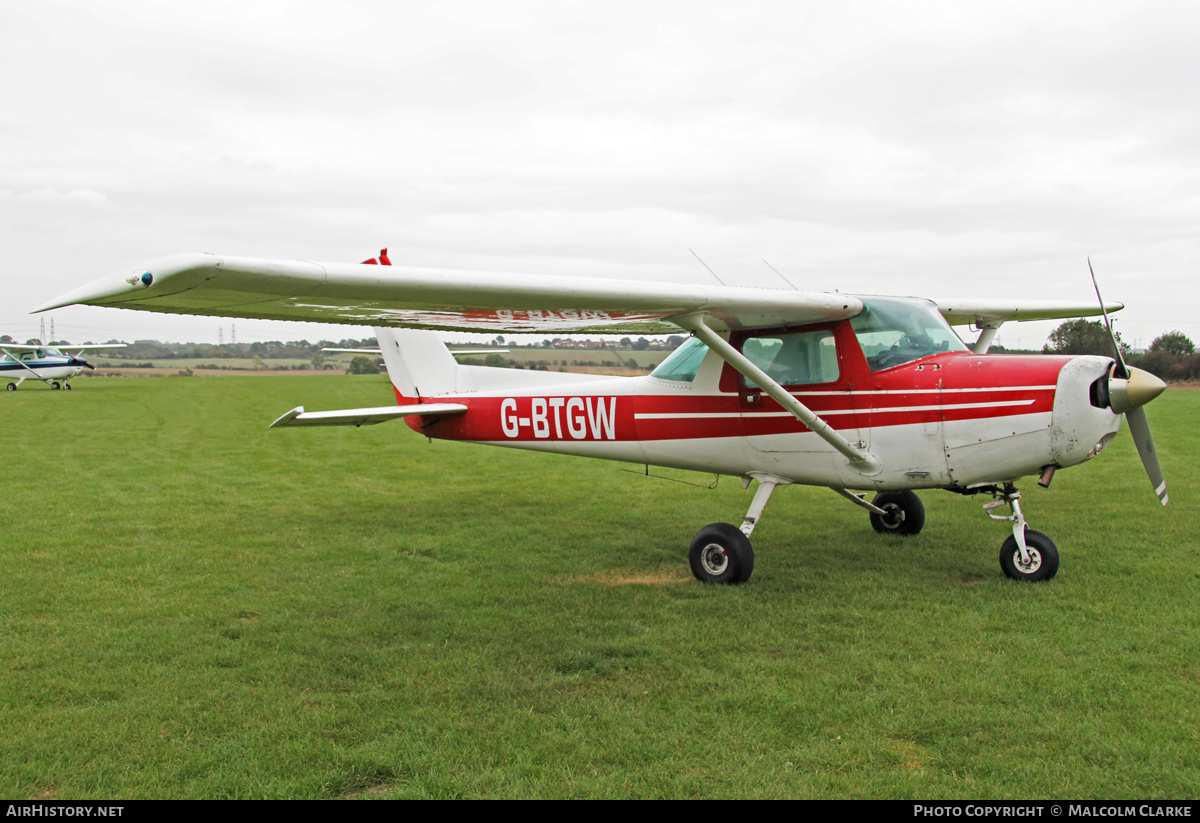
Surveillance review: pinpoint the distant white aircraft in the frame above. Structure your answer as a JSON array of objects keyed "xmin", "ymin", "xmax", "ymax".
[{"xmin": 1, "ymin": 343, "xmax": 126, "ymax": 391}]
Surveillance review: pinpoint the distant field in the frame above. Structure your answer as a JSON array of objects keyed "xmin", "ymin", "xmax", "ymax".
[
  {"xmin": 0, "ymin": 376, "xmax": 1195, "ymax": 799},
  {"xmin": 93, "ymin": 357, "xmax": 319, "ymax": 371},
  {"xmin": 93, "ymin": 347, "xmax": 671, "ymax": 375}
]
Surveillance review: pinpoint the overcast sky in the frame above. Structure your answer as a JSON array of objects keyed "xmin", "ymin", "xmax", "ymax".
[{"xmin": 3, "ymin": 0, "xmax": 1197, "ymax": 350}]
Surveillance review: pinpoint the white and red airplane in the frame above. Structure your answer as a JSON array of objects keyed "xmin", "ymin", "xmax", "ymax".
[
  {"xmin": 39, "ymin": 251, "xmax": 1167, "ymax": 583},
  {"xmin": 1, "ymin": 342, "xmax": 126, "ymax": 391}
]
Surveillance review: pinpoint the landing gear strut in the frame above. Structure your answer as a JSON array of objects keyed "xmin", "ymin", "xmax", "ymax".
[{"xmin": 984, "ymin": 484, "xmax": 1059, "ymax": 581}]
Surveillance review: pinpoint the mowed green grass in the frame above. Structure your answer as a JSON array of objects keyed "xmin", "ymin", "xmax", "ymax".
[{"xmin": 1, "ymin": 376, "xmax": 1196, "ymax": 799}]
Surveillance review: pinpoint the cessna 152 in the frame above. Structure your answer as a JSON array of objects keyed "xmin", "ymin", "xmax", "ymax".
[
  {"xmin": 1, "ymin": 342, "xmax": 126, "ymax": 390},
  {"xmin": 38, "ymin": 252, "xmax": 1167, "ymax": 583}
]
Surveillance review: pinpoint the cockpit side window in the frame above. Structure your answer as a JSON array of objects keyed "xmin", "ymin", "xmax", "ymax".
[
  {"xmin": 851, "ymin": 297, "xmax": 968, "ymax": 372},
  {"xmin": 651, "ymin": 336, "xmax": 709, "ymax": 383},
  {"xmin": 741, "ymin": 329, "xmax": 839, "ymax": 388}
]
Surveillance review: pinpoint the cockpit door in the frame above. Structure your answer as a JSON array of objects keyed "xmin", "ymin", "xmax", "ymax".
[{"xmin": 729, "ymin": 323, "xmax": 866, "ymax": 455}]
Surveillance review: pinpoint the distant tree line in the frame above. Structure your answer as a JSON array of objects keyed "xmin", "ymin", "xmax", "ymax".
[{"xmin": 1043, "ymin": 320, "xmax": 1198, "ymax": 381}]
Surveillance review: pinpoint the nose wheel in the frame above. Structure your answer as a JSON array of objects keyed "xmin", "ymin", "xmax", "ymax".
[{"xmin": 999, "ymin": 529, "xmax": 1059, "ymax": 581}]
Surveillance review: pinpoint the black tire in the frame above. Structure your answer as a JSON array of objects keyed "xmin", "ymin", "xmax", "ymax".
[
  {"xmin": 869, "ymin": 490, "xmax": 926, "ymax": 536},
  {"xmin": 50, "ymin": 382, "xmax": 61, "ymax": 390},
  {"xmin": 999, "ymin": 529, "xmax": 1059, "ymax": 582},
  {"xmin": 689, "ymin": 522, "xmax": 755, "ymax": 584},
  {"xmin": 4, "ymin": 383, "xmax": 14, "ymax": 391},
  {"xmin": 63, "ymin": 383, "xmax": 72, "ymax": 391}
]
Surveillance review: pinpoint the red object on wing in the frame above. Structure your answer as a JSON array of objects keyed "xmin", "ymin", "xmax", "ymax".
[{"xmin": 362, "ymin": 248, "xmax": 392, "ymax": 266}]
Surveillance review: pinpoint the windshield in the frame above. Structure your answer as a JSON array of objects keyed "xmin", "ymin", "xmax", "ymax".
[
  {"xmin": 651, "ymin": 337, "xmax": 708, "ymax": 382},
  {"xmin": 851, "ymin": 297, "xmax": 967, "ymax": 372}
]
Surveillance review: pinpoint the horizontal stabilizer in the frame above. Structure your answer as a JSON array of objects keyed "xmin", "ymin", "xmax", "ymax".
[{"xmin": 269, "ymin": 403, "xmax": 467, "ymax": 428}]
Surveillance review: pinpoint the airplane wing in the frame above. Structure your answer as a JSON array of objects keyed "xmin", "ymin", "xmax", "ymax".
[
  {"xmin": 37, "ymin": 252, "xmax": 1123, "ymax": 335},
  {"xmin": 931, "ymin": 298, "xmax": 1123, "ymax": 327},
  {"xmin": 37, "ymin": 253, "xmax": 863, "ymax": 334},
  {"xmin": 269, "ymin": 403, "xmax": 468, "ymax": 428}
]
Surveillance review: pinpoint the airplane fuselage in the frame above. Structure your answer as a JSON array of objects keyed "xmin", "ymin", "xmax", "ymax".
[{"xmin": 398, "ymin": 318, "xmax": 1123, "ymax": 493}]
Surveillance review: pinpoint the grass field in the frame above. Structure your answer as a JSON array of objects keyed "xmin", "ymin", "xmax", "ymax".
[{"xmin": 1, "ymin": 376, "xmax": 1196, "ymax": 799}]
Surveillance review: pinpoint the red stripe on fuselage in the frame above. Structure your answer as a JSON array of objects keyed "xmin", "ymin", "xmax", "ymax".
[{"xmin": 395, "ymin": 353, "xmax": 1071, "ymax": 443}]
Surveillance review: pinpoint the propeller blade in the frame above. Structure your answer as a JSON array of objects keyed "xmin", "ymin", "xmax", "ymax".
[
  {"xmin": 1126, "ymin": 406, "xmax": 1168, "ymax": 505},
  {"xmin": 1088, "ymin": 258, "xmax": 1129, "ymax": 378}
]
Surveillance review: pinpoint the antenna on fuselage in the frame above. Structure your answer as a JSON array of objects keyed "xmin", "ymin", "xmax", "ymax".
[
  {"xmin": 689, "ymin": 249, "xmax": 728, "ymax": 286},
  {"xmin": 762, "ymin": 259, "xmax": 799, "ymax": 290}
]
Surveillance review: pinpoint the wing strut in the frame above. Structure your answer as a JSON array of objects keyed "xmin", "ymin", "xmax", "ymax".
[{"xmin": 678, "ymin": 316, "xmax": 882, "ymax": 475}]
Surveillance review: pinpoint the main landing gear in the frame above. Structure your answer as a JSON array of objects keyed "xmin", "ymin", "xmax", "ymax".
[
  {"xmin": 688, "ymin": 473, "xmax": 786, "ymax": 584},
  {"xmin": 688, "ymin": 477, "xmax": 1059, "ymax": 585},
  {"xmin": 867, "ymin": 490, "xmax": 925, "ymax": 536}
]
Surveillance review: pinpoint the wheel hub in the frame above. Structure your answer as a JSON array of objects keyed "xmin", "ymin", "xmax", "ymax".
[
  {"xmin": 880, "ymin": 503, "xmax": 904, "ymax": 530},
  {"xmin": 1013, "ymin": 548, "xmax": 1042, "ymax": 573},
  {"xmin": 700, "ymin": 543, "xmax": 729, "ymax": 575}
]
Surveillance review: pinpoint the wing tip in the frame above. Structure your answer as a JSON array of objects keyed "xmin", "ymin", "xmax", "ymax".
[{"xmin": 269, "ymin": 406, "xmax": 305, "ymax": 429}]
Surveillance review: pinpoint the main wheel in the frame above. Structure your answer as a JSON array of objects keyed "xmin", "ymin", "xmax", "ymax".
[
  {"xmin": 50, "ymin": 381, "xmax": 61, "ymax": 390},
  {"xmin": 689, "ymin": 523, "xmax": 755, "ymax": 584},
  {"xmin": 999, "ymin": 529, "xmax": 1059, "ymax": 582},
  {"xmin": 869, "ymin": 491, "xmax": 925, "ymax": 536},
  {"xmin": 4, "ymin": 383, "xmax": 14, "ymax": 391}
]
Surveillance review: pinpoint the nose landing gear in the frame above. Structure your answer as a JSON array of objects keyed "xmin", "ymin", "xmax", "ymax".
[{"xmin": 983, "ymin": 484, "xmax": 1060, "ymax": 581}]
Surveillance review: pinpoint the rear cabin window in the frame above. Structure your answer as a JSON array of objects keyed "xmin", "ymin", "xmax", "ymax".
[{"xmin": 741, "ymin": 329, "xmax": 839, "ymax": 388}]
